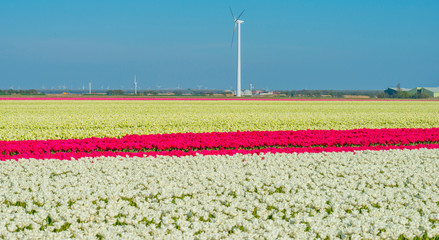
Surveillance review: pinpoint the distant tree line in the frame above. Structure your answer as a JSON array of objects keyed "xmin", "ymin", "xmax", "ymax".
[
  {"xmin": 0, "ymin": 89, "xmax": 44, "ymax": 95},
  {"xmin": 106, "ymin": 90, "xmax": 126, "ymax": 95},
  {"xmin": 278, "ymin": 90, "xmax": 381, "ymax": 98},
  {"xmin": 106, "ymin": 89, "xmax": 223, "ymax": 96},
  {"xmin": 48, "ymin": 88, "xmax": 432, "ymax": 99},
  {"xmin": 106, "ymin": 90, "xmax": 164, "ymax": 96},
  {"xmin": 106, "ymin": 89, "xmax": 393, "ymax": 98}
]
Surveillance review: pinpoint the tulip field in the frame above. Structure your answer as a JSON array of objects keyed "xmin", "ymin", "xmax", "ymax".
[
  {"xmin": 1, "ymin": 100, "xmax": 439, "ymax": 140},
  {"xmin": 1, "ymin": 99, "xmax": 439, "ymax": 239}
]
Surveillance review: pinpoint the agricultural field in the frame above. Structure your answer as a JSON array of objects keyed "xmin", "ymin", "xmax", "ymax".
[
  {"xmin": 1, "ymin": 99, "xmax": 439, "ymax": 239},
  {"xmin": 1, "ymin": 100, "xmax": 438, "ymax": 140}
]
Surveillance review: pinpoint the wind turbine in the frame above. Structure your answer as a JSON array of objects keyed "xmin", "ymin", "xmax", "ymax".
[
  {"xmin": 134, "ymin": 75, "xmax": 138, "ymax": 95},
  {"xmin": 230, "ymin": 8, "xmax": 245, "ymax": 97}
]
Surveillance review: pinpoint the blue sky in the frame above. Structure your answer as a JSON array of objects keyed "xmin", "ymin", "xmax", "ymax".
[{"xmin": 0, "ymin": 0, "xmax": 438, "ymax": 90}]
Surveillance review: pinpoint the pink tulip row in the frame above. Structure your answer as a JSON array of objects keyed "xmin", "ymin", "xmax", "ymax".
[{"xmin": 1, "ymin": 128, "xmax": 439, "ymax": 160}]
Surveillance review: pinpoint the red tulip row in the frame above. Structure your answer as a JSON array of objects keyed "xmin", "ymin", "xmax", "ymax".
[{"xmin": 1, "ymin": 128, "xmax": 439, "ymax": 160}]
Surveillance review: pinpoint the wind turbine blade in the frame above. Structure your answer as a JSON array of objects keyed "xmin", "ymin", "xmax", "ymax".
[
  {"xmin": 229, "ymin": 7, "xmax": 236, "ymax": 20},
  {"xmin": 236, "ymin": 9, "xmax": 245, "ymax": 20},
  {"xmin": 231, "ymin": 23, "xmax": 236, "ymax": 47}
]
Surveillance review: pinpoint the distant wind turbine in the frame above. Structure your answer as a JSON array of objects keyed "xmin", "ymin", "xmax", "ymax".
[
  {"xmin": 230, "ymin": 7, "xmax": 245, "ymax": 97},
  {"xmin": 134, "ymin": 75, "xmax": 138, "ymax": 95}
]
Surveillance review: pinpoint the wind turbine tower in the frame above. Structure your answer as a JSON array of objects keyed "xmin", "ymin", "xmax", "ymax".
[
  {"xmin": 230, "ymin": 8, "xmax": 245, "ymax": 97},
  {"xmin": 134, "ymin": 75, "xmax": 138, "ymax": 95}
]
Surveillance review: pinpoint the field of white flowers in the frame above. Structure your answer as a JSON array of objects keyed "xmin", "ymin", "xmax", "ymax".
[
  {"xmin": 1, "ymin": 100, "xmax": 438, "ymax": 140},
  {"xmin": 1, "ymin": 149, "xmax": 439, "ymax": 239}
]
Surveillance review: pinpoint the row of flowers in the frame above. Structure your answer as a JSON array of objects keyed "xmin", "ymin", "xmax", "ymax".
[
  {"xmin": 1, "ymin": 149, "xmax": 439, "ymax": 239},
  {"xmin": 1, "ymin": 128, "xmax": 439, "ymax": 160},
  {"xmin": 2, "ymin": 100, "xmax": 438, "ymax": 141}
]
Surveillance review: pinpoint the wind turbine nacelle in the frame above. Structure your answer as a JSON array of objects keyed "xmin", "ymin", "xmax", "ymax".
[{"xmin": 236, "ymin": 20, "xmax": 244, "ymax": 23}]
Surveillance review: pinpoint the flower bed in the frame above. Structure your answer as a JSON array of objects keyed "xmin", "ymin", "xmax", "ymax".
[
  {"xmin": 2, "ymin": 100, "xmax": 439, "ymax": 239},
  {"xmin": 2, "ymin": 100, "xmax": 439, "ymax": 141},
  {"xmin": 1, "ymin": 149, "xmax": 439, "ymax": 239},
  {"xmin": 2, "ymin": 128, "xmax": 439, "ymax": 160}
]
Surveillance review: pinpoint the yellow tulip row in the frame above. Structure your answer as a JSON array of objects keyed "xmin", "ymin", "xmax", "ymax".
[{"xmin": 1, "ymin": 100, "xmax": 438, "ymax": 141}]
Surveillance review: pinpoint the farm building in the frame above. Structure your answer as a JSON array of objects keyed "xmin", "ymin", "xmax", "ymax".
[
  {"xmin": 408, "ymin": 87, "xmax": 439, "ymax": 98},
  {"xmin": 384, "ymin": 88, "xmax": 411, "ymax": 95}
]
